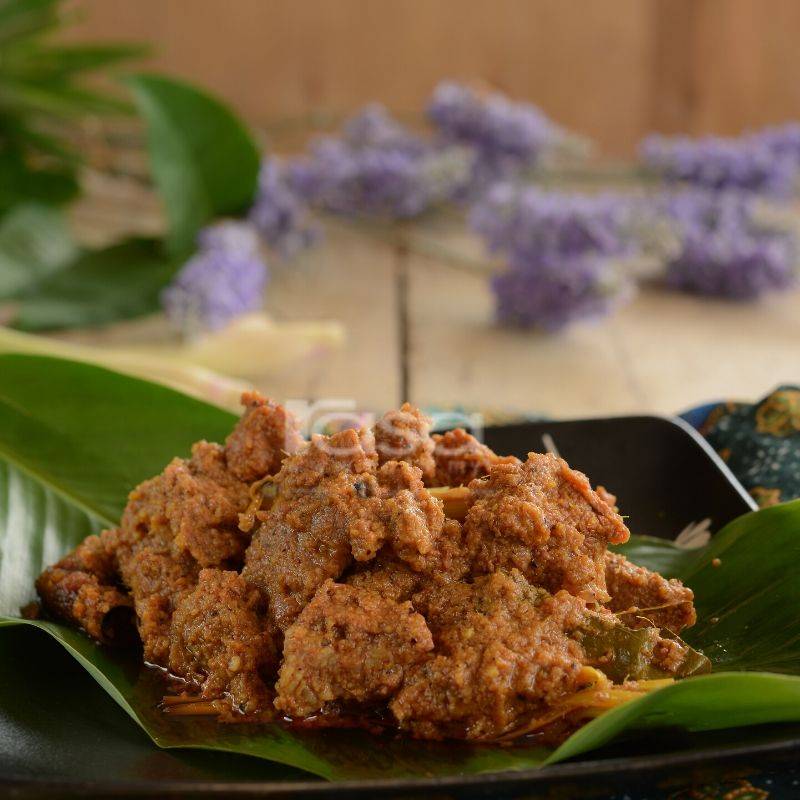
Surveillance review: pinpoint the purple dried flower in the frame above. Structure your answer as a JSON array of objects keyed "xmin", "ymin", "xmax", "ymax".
[
  {"xmin": 288, "ymin": 105, "xmax": 472, "ymax": 219},
  {"xmin": 492, "ymin": 255, "xmax": 633, "ymax": 331},
  {"xmin": 162, "ymin": 221, "xmax": 269, "ymax": 334},
  {"xmin": 640, "ymin": 133, "xmax": 798, "ymax": 197},
  {"xmin": 753, "ymin": 122, "xmax": 800, "ymax": 162},
  {"xmin": 248, "ymin": 159, "xmax": 319, "ymax": 259},
  {"xmin": 299, "ymin": 140, "xmax": 431, "ymax": 218},
  {"xmin": 427, "ymin": 82, "xmax": 566, "ymax": 192},
  {"xmin": 428, "ymin": 82, "xmax": 561, "ymax": 164},
  {"xmin": 667, "ymin": 233, "xmax": 795, "ymax": 299},
  {"xmin": 471, "ymin": 185, "xmax": 636, "ymax": 330},
  {"xmin": 342, "ymin": 104, "xmax": 427, "ymax": 155},
  {"xmin": 656, "ymin": 189, "xmax": 798, "ymax": 299},
  {"xmin": 471, "ymin": 183, "xmax": 636, "ymax": 262}
]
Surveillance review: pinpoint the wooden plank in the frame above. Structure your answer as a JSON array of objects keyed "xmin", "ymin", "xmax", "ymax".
[
  {"xmin": 688, "ymin": 0, "xmax": 790, "ymax": 135},
  {"xmin": 405, "ymin": 252, "xmax": 645, "ymax": 418},
  {"xmin": 56, "ymin": 175, "xmax": 800, "ymax": 419},
  {"xmin": 67, "ymin": 183, "xmax": 400, "ymax": 411},
  {"xmin": 649, "ymin": 0, "xmax": 800, "ymax": 137},
  {"xmin": 407, "ymin": 248, "xmax": 800, "ymax": 418},
  {"xmin": 609, "ymin": 287, "xmax": 800, "ymax": 414},
  {"xmin": 69, "ymin": 0, "xmax": 658, "ymax": 156},
  {"xmin": 262, "ymin": 225, "xmax": 400, "ymax": 410},
  {"xmin": 649, "ymin": 0, "xmax": 698, "ymax": 135}
]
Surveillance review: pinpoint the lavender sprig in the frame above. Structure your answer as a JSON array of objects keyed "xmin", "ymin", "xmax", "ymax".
[
  {"xmin": 471, "ymin": 183, "xmax": 636, "ymax": 261},
  {"xmin": 753, "ymin": 122, "xmax": 800, "ymax": 162},
  {"xmin": 248, "ymin": 159, "xmax": 320, "ymax": 259},
  {"xmin": 472, "ymin": 184, "xmax": 636, "ymax": 330},
  {"xmin": 667, "ymin": 233, "xmax": 795, "ymax": 299},
  {"xmin": 428, "ymin": 81, "xmax": 562, "ymax": 164},
  {"xmin": 655, "ymin": 189, "xmax": 798, "ymax": 299},
  {"xmin": 492, "ymin": 255, "xmax": 633, "ymax": 331},
  {"xmin": 288, "ymin": 105, "xmax": 472, "ymax": 219},
  {"xmin": 427, "ymin": 82, "xmax": 569, "ymax": 192},
  {"xmin": 342, "ymin": 104, "xmax": 428, "ymax": 154},
  {"xmin": 640, "ymin": 132, "xmax": 799, "ymax": 197},
  {"xmin": 162, "ymin": 221, "xmax": 269, "ymax": 335}
]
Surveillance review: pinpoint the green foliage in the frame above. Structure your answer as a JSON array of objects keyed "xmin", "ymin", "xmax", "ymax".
[
  {"xmin": 0, "ymin": 354, "xmax": 235, "ymax": 521},
  {"xmin": 0, "ymin": 7, "xmax": 263, "ymax": 331},
  {"xmin": 9, "ymin": 237, "xmax": 178, "ymax": 330},
  {"xmin": 1, "ymin": 355, "xmax": 799, "ymax": 780},
  {"xmin": 0, "ymin": 0, "xmax": 145, "ymax": 217},
  {"xmin": 0, "ymin": 72, "xmax": 263, "ymax": 331},
  {"xmin": 126, "ymin": 74, "xmax": 261, "ymax": 258},
  {"xmin": 0, "ymin": 203, "xmax": 76, "ymax": 298},
  {"xmin": 0, "ymin": 145, "xmax": 79, "ymax": 215}
]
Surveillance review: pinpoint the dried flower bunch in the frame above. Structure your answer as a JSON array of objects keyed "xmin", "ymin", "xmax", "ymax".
[
  {"xmin": 286, "ymin": 104, "xmax": 474, "ymax": 219},
  {"xmin": 162, "ymin": 223, "xmax": 269, "ymax": 334},
  {"xmin": 656, "ymin": 190, "xmax": 798, "ymax": 300},
  {"xmin": 640, "ymin": 125, "xmax": 800, "ymax": 197},
  {"xmin": 471, "ymin": 185, "xmax": 636, "ymax": 330},
  {"xmin": 159, "ymin": 82, "xmax": 800, "ymax": 336}
]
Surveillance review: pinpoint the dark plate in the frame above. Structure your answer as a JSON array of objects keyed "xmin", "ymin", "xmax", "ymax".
[{"xmin": 1, "ymin": 416, "xmax": 769, "ymax": 799}]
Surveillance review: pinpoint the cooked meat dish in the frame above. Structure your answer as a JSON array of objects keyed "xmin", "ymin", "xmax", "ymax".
[{"xmin": 35, "ymin": 394, "xmax": 710, "ymax": 742}]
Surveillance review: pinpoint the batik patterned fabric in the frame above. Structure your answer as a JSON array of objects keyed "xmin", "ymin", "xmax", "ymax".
[{"xmin": 698, "ymin": 385, "xmax": 800, "ymax": 508}]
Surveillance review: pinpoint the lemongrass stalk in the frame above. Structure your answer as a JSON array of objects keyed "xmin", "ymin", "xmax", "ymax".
[
  {"xmin": 0, "ymin": 325, "xmax": 248, "ymax": 411},
  {"xmin": 0, "ymin": 313, "xmax": 345, "ymax": 410},
  {"xmin": 182, "ymin": 313, "xmax": 345, "ymax": 379}
]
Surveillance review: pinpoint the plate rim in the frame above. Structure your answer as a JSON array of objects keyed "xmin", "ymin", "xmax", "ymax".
[{"xmin": 3, "ymin": 733, "xmax": 799, "ymax": 797}]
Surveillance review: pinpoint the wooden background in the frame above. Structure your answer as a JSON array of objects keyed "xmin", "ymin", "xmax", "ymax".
[
  {"xmin": 61, "ymin": 0, "xmax": 800, "ymax": 417},
  {"xmin": 69, "ymin": 0, "xmax": 800, "ymax": 157}
]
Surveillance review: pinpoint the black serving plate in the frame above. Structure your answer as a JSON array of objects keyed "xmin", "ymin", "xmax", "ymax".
[{"xmin": 1, "ymin": 416, "xmax": 770, "ymax": 800}]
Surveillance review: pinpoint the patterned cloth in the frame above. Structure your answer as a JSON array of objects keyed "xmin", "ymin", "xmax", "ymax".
[{"xmin": 685, "ymin": 385, "xmax": 800, "ymax": 508}]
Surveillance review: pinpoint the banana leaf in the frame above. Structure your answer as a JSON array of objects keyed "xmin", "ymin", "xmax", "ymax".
[{"xmin": 1, "ymin": 353, "xmax": 800, "ymax": 780}]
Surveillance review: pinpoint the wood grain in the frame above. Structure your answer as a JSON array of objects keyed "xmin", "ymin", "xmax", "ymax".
[
  {"xmin": 262, "ymin": 225, "xmax": 401, "ymax": 410},
  {"xmin": 66, "ymin": 175, "xmax": 800, "ymax": 416},
  {"xmin": 67, "ymin": 0, "xmax": 656, "ymax": 156},
  {"xmin": 406, "ymin": 249, "xmax": 800, "ymax": 417},
  {"xmin": 67, "ymin": 0, "xmax": 800, "ymax": 153}
]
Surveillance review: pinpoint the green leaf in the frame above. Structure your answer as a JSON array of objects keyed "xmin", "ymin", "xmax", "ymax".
[
  {"xmin": 0, "ymin": 203, "xmax": 76, "ymax": 298},
  {"xmin": 125, "ymin": 73, "xmax": 261, "ymax": 258},
  {"xmin": 0, "ymin": 147, "xmax": 79, "ymax": 216},
  {"xmin": 2, "ymin": 78, "xmax": 134, "ymax": 118},
  {"xmin": 579, "ymin": 614, "xmax": 710, "ymax": 683},
  {"xmin": 0, "ymin": 0, "xmax": 143, "ymax": 201},
  {"xmin": 6, "ymin": 43, "xmax": 150, "ymax": 78},
  {"xmin": 0, "ymin": 0, "xmax": 58, "ymax": 45},
  {"xmin": 0, "ymin": 355, "xmax": 235, "ymax": 523},
  {"xmin": 1, "ymin": 117, "xmax": 78, "ymax": 162},
  {"xmin": 548, "ymin": 671, "xmax": 800, "ymax": 765},
  {"xmin": 0, "ymin": 354, "xmax": 799, "ymax": 780},
  {"xmin": 11, "ymin": 237, "xmax": 178, "ymax": 331},
  {"xmin": 619, "ymin": 502, "xmax": 800, "ymax": 673},
  {"xmin": 0, "ymin": 459, "xmax": 103, "ymax": 617}
]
